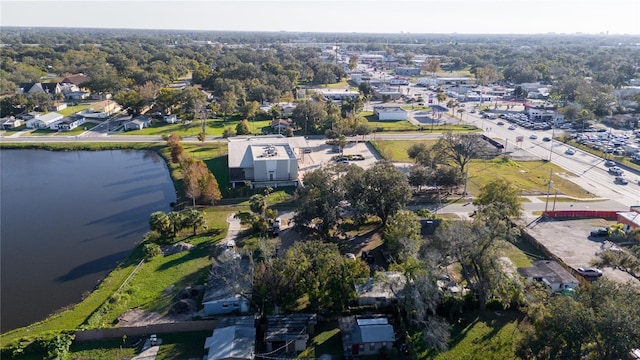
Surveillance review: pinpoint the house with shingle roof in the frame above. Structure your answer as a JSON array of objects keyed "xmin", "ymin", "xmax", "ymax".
[{"xmin": 517, "ymin": 260, "xmax": 579, "ymax": 293}]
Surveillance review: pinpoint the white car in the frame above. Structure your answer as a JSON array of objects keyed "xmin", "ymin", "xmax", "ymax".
[
  {"xmin": 508, "ymin": 125, "xmax": 517, "ymax": 130},
  {"xmin": 529, "ymin": 134, "xmax": 538, "ymax": 140},
  {"xmin": 565, "ymin": 148, "xmax": 576, "ymax": 155},
  {"xmin": 608, "ymin": 167, "xmax": 624, "ymax": 176}
]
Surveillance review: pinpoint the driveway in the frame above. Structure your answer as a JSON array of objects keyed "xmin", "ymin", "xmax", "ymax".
[{"xmin": 525, "ymin": 218, "xmax": 639, "ymax": 286}]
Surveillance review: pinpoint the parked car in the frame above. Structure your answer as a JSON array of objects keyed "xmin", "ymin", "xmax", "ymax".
[
  {"xmin": 542, "ymin": 137, "xmax": 551, "ymax": 142},
  {"xmin": 577, "ymin": 267, "xmax": 603, "ymax": 278},
  {"xmin": 614, "ymin": 176, "xmax": 628, "ymax": 185},
  {"xmin": 303, "ymin": 148, "xmax": 312, "ymax": 153},
  {"xmin": 590, "ymin": 227, "xmax": 609, "ymax": 237}
]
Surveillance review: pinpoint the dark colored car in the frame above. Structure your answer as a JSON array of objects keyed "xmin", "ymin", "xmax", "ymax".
[
  {"xmin": 542, "ymin": 137, "xmax": 552, "ymax": 142},
  {"xmin": 590, "ymin": 228, "xmax": 609, "ymax": 237}
]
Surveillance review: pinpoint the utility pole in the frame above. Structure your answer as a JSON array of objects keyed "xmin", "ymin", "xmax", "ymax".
[{"xmin": 544, "ymin": 168, "xmax": 553, "ymax": 214}]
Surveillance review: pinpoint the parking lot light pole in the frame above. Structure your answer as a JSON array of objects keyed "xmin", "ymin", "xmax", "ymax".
[{"xmin": 544, "ymin": 169, "xmax": 553, "ymax": 214}]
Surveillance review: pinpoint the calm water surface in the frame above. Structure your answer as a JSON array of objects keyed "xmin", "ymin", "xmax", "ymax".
[{"xmin": 0, "ymin": 149, "xmax": 176, "ymax": 333}]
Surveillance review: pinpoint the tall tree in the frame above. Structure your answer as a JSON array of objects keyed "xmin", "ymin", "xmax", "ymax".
[
  {"xmin": 384, "ymin": 210, "xmax": 422, "ymax": 260},
  {"xmin": 434, "ymin": 132, "xmax": 482, "ymax": 176},
  {"xmin": 293, "ymin": 167, "xmax": 344, "ymax": 239},
  {"xmin": 473, "ymin": 178, "xmax": 523, "ymax": 221},
  {"xmin": 518, "ymin": 279, "xmax": 640, "ymax": 360},
  {"xmin": 361, "ymin": 161, "xmax": 412, "ymax": 226}
]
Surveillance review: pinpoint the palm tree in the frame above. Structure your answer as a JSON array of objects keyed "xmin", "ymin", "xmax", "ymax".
[
  {"xmin": 457, "ymin": 108, "xmax": 465, "ymax": 124},
  {"xmin": 149, "ymin": 211, "xmax": 171, "ymax": 237},
  {"xmin": 184, "ymin": 210, "xmax": 205, "ymax": 235},
  {"xmin": 168, "ymin": 211, "xmax": 184, "ymax": 237}
]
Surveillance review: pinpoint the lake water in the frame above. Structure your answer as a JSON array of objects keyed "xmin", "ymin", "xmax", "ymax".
[{"xmin": 0, "ymin": 149, "xmax": 176, "ymax": 333}]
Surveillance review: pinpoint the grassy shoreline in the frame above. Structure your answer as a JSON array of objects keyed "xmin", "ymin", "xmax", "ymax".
[{"xmin": 0, "ymin": 141, "xmax": 229, "ymax": 348}]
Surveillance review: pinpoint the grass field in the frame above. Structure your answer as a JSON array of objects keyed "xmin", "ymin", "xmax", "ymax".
[
  {"xmin": 369, "ymin": 140, "xmax": 593, "ymax": 198},
  {"xmin": 122, "ymin": 118, "xmax": 273, "ymax": 138},
  {"xmin": 428, "ymin": 310, "xmax": 526, "ymax": 360},
  {"xmin": 57, "ymin": 104, "xmax": 90, "ymax": 117},
  {"xmin": 467, "ymin": 158, "xmax": 594, "ymax": 198}
]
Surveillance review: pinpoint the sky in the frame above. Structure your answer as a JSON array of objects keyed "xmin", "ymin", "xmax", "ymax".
[{"xmin": 1, "ymin": 0, "xmax": 639, "ymax": 35}]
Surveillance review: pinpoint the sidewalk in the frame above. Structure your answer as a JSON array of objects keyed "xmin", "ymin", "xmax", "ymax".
[{"xmin": 131, "ymin": 338, "xmax": 162, "ymax": 360}]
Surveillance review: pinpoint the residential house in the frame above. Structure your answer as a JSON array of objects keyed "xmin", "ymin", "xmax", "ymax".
[
  {"xmin": 373, "ymin": 106, "xmax": 408, "ymax": 121},
  {"xmin": 617, "ymin": 206, "xmax": 640, "ymax": 232},
  {"xmin": 81, "ymin": 100, "xmax": 120, "ymax": 119},
  {"xmin": 262, "ymin": 314, "xmax": 317, "ymax": 354},
  {"xmin": 123, "ymin": 116, "xmax": 151, "ymax": 131},
  {"xmin": 202, "ymin": 254, "xmax": 251, "ymax": 316},
  {"xmin": 19, "ymin": 82, "xmax": 62, "ymax": 96},
  {"xmin": 1, "ymin": 116, "xmax": 23, "ymax": 129},
  {"xmin": 65, "ymin": 91, "xmax": 90, "ymax": 101},
  {"xmin": 163, "ymin": 114, "xmax": 180, "ymax": 124},
  {"xmin": 339, "ymin": 316, "xmax": 395, "ymax": 356},
  {"xmin": 227, "ymin": 135, "xmax": 308, "ymax": 189},
  {"xmin": 280, "ymin": 103, "xmax": 296, "ymax": 117},
  {"xmin": 355, "ymin": 271, "xmax": 406, "ymax": 307},
  {"xmin": 270, "ymin": 118, "xmax": 292, "ymax": 133},
  {"xmin": 52, "ymin": 115, "xmax": 86, "ymax": 131},
  {"xmin": 517, "ymin": 260, "xmax": 580, "ymax": 293},
  {"xmin": 49, "ymin": 102, "xmax": 67, "ymax": 112},
  {"xmin": 25, "ymin": 112, "xmax": 63, "ymax": 129},
  {"xmin": 204, "ymin": 316, "xmax": 255, "ymax": 360},
  {"xmin": 19, "ymin": 111, "xmax": 41, "ymax": 121},
  {"xmin": 61, "ymin": 73, "xmax": 90, "ymax": 87}
]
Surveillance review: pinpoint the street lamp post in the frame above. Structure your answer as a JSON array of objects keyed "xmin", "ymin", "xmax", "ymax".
[{"xmin": 548, "ymin": 119, "xmax": 556, "ymax": 161}]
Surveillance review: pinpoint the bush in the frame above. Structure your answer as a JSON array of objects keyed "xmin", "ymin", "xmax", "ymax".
[
  {"xmin": 222, "ymin": 127, "xmax": 236, "ymax": 138},
  {"xmin": 143, "ymin": 243, "xmax": 162, "ymax": 260}
]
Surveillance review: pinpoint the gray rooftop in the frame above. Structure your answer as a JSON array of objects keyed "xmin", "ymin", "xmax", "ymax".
[{"xmin": 517, "ymin": 260, "xmax": 579, "ymax": 284}]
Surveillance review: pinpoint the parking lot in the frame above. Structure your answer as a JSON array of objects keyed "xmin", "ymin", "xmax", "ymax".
[
  {"xmin": 298, "ymin": 138, "xmax": 382, "ymax": 178},
  {"xmin": 525, "ymin": 218, "xmax": 639, "ymax": 286}
]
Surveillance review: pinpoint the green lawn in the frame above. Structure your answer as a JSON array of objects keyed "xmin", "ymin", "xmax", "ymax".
[
  {"xmin": 371, "ymin": 139, "xmax": 438, "ymax": 162},
  {"xmin": 504, "ymin": 237, "xmax": 547, "ymax": 268},
  {"xmin": 467, "ymin": 158, "xmax": 595, "ymax": 198},
  {"xmin": 298, "ymin": 321, "xmax": 343, "ymax": 358},
  {"xmin": 427, "ymin": 310, "xmax": 526, "ymax": 360},
  {"xmin": 66, "ymin": 337, "xmax": 139, "ymax": 360},
  {"xmin": 122, "ymin": 118, "xmax": 273, "ymax": 138},
  {"xmin": 155, "ymin": 331, "xmax": 210, "ymax": 360},
  {"xmin": 57, "ymin": 104, "xmax": 90, "ymax": 117}
]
